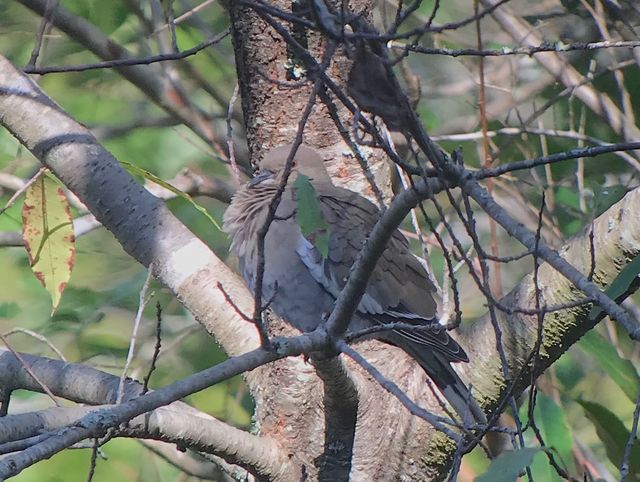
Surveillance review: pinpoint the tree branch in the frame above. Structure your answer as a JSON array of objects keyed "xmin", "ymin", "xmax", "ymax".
[
  {"xmin": 0, "ymin": 54, "xmax": 259, "ymax": 360},
  {"xmin": 0, "ymin": 400, "xmax": 277, "ymax": 479},
  {"xmin": 140, "ymin": 439, "xmax": 237, "ymax": 482},
  {"xmin": 0, "ymin": 329, "xmax": 328, "ymax": 479}
]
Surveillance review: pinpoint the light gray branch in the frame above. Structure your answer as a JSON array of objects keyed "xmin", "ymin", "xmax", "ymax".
[
  {"xmin": 140, "ymin": 440, "xmax": 238, "ymax": 482},
  {"xmin": 0, "ymin": 401, "xmax": 272, "ymax": 479},
  {"xmin": 0, "ymin": 330, "xmax": 327, "ymax": 479},
  {"xmin": 0, "ymin": 54, "xmax": 260, "ymax": 361},
  {"xmin": 459, "ymin": 167, "xmax": 640, "ymax": 338},
  {"xmin": 0, "ymin": 349, "xmax": 285, "ymax": 476}
]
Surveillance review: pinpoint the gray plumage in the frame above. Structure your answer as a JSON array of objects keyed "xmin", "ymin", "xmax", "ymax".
[{"xmin": 224, "ymin": 144, "xmax": 484, "ymax": 424}]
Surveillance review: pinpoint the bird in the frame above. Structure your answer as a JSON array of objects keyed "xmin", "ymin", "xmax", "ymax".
[
  {"xmin": 347, "ymin": 25, "xmax": 416, "ymax": 133},
  {"xmin": 224, "ymin": 143, "xmax": 484, "ymax": 425},
  {"xmin": 346, "ymin": 22, "xmax": 448, "ymax": 169}
]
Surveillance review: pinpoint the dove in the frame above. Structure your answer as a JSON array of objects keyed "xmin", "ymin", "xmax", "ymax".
[
  {"xmin": 224, "ymin": 144, "xmax": 484, "ymax": 424},
  {"xmin": 347, "ymin": 30, "xmax": 415, "ymax": 133}
]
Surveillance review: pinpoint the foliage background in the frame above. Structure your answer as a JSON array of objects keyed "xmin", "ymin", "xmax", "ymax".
[{"xmin": 0, "ymin": 0, "xmax": 639, "ymax": 480}]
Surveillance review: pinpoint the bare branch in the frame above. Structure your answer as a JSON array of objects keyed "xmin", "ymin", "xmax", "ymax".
[
  {"xmin": 0, "ymin": 330, "xmax": 327, "ymax": 479},
  {"xmin": 480, "ymin": 0, "xmax": 640, "ymax": 144}
]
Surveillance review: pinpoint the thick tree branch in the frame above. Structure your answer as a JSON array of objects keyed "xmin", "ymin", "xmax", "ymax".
[
  {"xmin": 0, "ymin": 402, "xmax": 273, "ymax": 475},
  {"xmin": 0, "ymin": 330, "xmax": 328, "ymax": 479},
  {"xmin": 311, "ymin": 357, "xmax": 359, "ymax": 480},
  {"xmin": 459, "ymin": 167, "xmax": 640, "ymax": 339},
  {"xmin": 0, "ymin": 55, "xmax": 258, "ymax": 360},
  {"xmin": 0, "ymin": 167, "xmax": 237, "ymax": 248},
  {"xmin": 0, "ymin": 349, "xmax": 282, "ymax": 478}
]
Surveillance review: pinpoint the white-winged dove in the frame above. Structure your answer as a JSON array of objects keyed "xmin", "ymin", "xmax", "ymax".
[
  {"xmin": 224, "ymin": 144, "xmax": 484, "ymax": 424},
  {"xmin": 347, "ymin": 29, "xmax": 414, "ymax": 133}
]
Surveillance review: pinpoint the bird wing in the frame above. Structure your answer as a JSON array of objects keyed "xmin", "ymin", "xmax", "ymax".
[{"xmin": 294, "ymin": 183, "xmax": 467, "ymax": 363}]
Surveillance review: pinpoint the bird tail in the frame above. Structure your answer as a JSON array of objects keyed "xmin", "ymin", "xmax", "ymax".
[{"xmin": 400, "ymin": 341, "xmax": 486, "ymax": 426}]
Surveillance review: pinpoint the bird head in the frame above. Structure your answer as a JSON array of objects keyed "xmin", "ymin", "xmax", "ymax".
[{"xmin": 252, "ymin": 144, "xmax": 332, "ymax": 185}]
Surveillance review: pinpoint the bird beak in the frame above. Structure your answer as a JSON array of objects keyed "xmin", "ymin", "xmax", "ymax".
[{"xmin": 249, "ymin": 169, "xmax": 275, "ymax": 187}]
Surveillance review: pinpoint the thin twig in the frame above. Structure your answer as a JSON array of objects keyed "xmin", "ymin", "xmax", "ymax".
[
  {"xmin": 620, "ymin": 389, "xmax": 640, "ymax": 481},
  {"xmin": 476, "ymin": 142, "xmax": 640, "ymax": 180},
  {"xmin": 117, "ymin": 269, "xmax": 154, "ymax": 404},
  {"xmin": 26, "ymin": 0, "xmax": 58, "ymax": 68},
  {"xmin": 153, "ymin": 0, "xmax": 217, "ymax": 34},
  {"xmin": 3, "ymin": 327, "xmax": 66, "ymax": 362},
  {"xmin": 85, "ymin": 438, "xmax": 99, "ymax": 482},
  {"xmin": 337, "ymin": 340, "xmax": 464, "ymax": 439},
  {"xmin": 142, "ymin": 301, "xmax": 163, "ymax": 394},
  {"xmin": 251, "ymin": 73, "xmax": 327, "ymax": 348},
  {"xmin": 23, "ymin": 31, "xmax": 230, "ymax": 74},
  {"xmin": 391, "ymin": 39, "xmax": 640, "ymax": 57},
  {"xmin": 0, "ymin": 166, "xmax": 47, "ymax": 217},
  {"xmin": 0, "ymin": 334, "xmax": 59, "ymax": 406}
]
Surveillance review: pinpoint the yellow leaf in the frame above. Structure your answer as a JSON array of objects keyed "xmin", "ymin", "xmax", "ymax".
[{"xmin": 22, "ymin": 174, "xmax": 75, "ymax": 314}]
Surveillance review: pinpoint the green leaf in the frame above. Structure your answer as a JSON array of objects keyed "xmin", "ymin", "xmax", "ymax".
[
  {"xmin": 475, "ymin": 447, "xmax": 542, "ymax": 482},
  {"xmin": 562, "ymin": 218, "xmax": 582, "ymax": 236},
  {"xmin": 0, "ymin": 302, "xmax": 19, "ymax": 318},
  {"xmin": 589, "ymin": 254, "xmax": 640, "ymax": 322},
  {"xmin": 161, "ymin": 0, "xmax": 175, "ymax": 17},
  {"xmin": 577, "ymin": 400, "xmax": 640, "ymax": 481},
  {"xmin": 535, "ymin": 393, "xmax": 576, "ymax": 478},
  {"xmin": 593, "ymin": 185, "xmax": 627, "ymax": 217},
  {"xmin": 67, "ymin": 0, "xmax": 129, "ymax": 34},
  {"xmin": 504, "ymin": 402, "xmax": 569, "ymax": 482},
  {"xmin": 555, "ymin": 186, "xmax": 581, "ymax": 211},
  {"xmin": 22, "ymin": 174, "xmax": 75, "ymax": 314},
  {"xmin": 579, "ymin": 330, "xmax": 640, "ymax": 402},
  {"xmin": 119, "ymin": 160, "xmax": 221, "ymax": 231},
  {"xmin": 553, "ymin": 352, "xmax": 583, "ymax": 391},
  {"xmin": 293, "ymin": 174, "xmax": 329, "ymax": 258}
]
